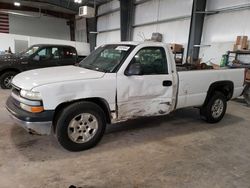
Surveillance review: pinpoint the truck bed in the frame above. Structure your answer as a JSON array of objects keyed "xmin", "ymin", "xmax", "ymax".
[{"xmin": 176, "ymin": 68, "xmax": 245, "ymax": 109}]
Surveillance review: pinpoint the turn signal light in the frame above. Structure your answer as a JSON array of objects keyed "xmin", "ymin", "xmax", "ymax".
[
  {"xmin": 20, "ymin": 103, "xmax": 44, "ymax": 113},
  {"xmin": 30, "ymin": 106, "xmax": 44, "ymax": 113}
]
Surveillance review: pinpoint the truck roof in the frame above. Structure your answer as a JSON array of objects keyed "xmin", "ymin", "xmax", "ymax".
[
  {"xmin": 31, "ymin": 44, "xmax": 75, "ymax": 48},
  {"xmin": 105, "ymin": 41, "xmax": 168, "ymax": 46}
]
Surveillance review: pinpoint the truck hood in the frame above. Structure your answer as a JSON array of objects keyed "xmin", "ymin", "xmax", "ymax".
[{"xmin": 12, "ymin": 65, "xmax": 105, "ymax": 90}]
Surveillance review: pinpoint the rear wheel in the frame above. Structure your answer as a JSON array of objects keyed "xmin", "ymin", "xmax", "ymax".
[
  {"xmin": 200, "ymin": 92, "xmax": 227, "ymax": 123},
  {"xmin": 243, "ymin": 84, "xmax": 250, "ymax": 105},
  {"xmin": 0, "ymin": 71, "xmax": 17, "ymax": 89},
  {"xmin": 56, "ymin": 101, "xmax": 106, "ymax": 151}
]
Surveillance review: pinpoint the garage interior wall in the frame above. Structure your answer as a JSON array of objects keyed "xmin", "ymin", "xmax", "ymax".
[
  {"xmin": 96, "ymin": 0, "xmax": 193, "ymax": 59},
  {"xmin": 8, "ymin": 11, "xmax": 71, "ymax": 40},
  {"xmin": 200, "ymin": 0, "xmax": 250, "ymax": 64},
  {"xmin": 75, "ymin": 17, "xmax": 87, "ymax": 42},
  {"xmin": 96, "ymin": 0, "xmax": 120, "ymax": 47},
  {"xmin": 133, "ymin": 0, "xmax": 193, "ymax": 58},
  {"xmin": 0, "ymin": 33, "xmax": 90, "ymax": 55}
]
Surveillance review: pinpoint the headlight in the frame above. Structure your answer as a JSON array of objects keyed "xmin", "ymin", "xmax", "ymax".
[{"xmin": 20, "ymin": 90, "xmax": 42, "ymax": 100}]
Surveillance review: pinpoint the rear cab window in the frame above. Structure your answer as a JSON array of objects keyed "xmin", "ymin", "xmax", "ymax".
[{"xmin": 62, "ymin": 47, "xmax": 77, "ymax": 60}]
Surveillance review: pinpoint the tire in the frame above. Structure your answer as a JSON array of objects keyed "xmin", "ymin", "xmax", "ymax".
[
  {"xmin": 56, "ymin": 101, "xmax": 106, "ymax": 151},
  {"xmin": 200, "ymin": 91, "xmax": 227, "ymax": 123},
  {"xmin": 243, "ymin": 84, "xmax": 250, "ymax": 105},
  {"xmin": 0, "ymin": 71, "xmax": 17, "ymax": 89}
]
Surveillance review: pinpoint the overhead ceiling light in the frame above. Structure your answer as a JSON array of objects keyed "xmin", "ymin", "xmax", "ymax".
[
  {"xmin": 74, "ymin": 0, "xmax": 82, "ymax": 3},
  {"xmin": 14, "ymin": 2, "xmax": 21, "ymax": 6},
  {"xmin": 193, "ymin": 44, "xmax": 211, "ymax": 48},
  {"xmin": 0, "ymin": 10, "xmax": 40, "ymax": 17},
  {"xmin": 89, "ymin": 31, "xmax": 99, "ymax": 34}
]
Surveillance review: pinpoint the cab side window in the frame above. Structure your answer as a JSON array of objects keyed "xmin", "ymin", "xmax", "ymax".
[
  {"xmin": 37, "ymin": 47, "xmax": 60, "ymax": 60},
  {"xmin": 52, "ymin": 47, "xmax": 60, "ymax": 59},
  {"xmin": 130, "ymin": 47, "xmax": 168, "ymax": 75},
  {"xmin": 37, "ymin": 48, "xmax": 47, "ymax": 59}
]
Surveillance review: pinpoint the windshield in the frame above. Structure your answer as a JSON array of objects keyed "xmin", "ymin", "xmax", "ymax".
[
  {"xmin": 20, "ymin": 46, "xmax": 40, "ymax": 56},
  {"xmin": 79, "ymin": 44, "xmax": 134, "ymax": 73}
]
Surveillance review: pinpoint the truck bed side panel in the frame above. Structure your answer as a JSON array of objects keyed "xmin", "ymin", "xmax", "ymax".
[{"xmin": 176, "ymin": 69, "xmax": 245, "ymax": 109}]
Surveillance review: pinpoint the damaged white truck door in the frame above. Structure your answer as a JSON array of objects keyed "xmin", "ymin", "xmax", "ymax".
[{"xmin": 116, "ymin": 46, "xmax": 174, "ymax": 121}]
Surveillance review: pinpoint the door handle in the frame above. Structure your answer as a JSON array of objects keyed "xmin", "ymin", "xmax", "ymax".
[
  {"xmin": 21, "ymin": 61, "xmax": 28, "ymax": 64},
  {"xmin": 162, "ymin": 80, "xmax": 172, "ymax": 87}
]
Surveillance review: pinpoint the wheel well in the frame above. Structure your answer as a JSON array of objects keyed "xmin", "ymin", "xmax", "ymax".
[
  {"xmin": 53, "ymin": 98, "xmax": 112, "ymax": 130},
  {"xmin": 0, "ymin": 68, "xmax": 20, "ymax": 76},
  {"xmin": 203, "ymin": 81, "xmax": 234, "ymax": 106}
]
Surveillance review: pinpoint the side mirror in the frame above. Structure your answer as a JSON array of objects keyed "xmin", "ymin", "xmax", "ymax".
[
  {"xmin": 33, "ymin": 55, "xmax": 40, "ymax": 61},
  {"xmin": 126, "ymin": 63, "xmax": 142, "ymax": 76}
]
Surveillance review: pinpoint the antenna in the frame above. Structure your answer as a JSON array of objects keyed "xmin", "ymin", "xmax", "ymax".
[{"xmin": 142, "ymin": 32, "xmax": 146, "ymax": 40}]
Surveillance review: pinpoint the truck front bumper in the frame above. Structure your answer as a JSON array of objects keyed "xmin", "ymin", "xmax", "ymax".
[{"xmin": 6, "ymin": 96, "xmax": 54, "ymax": 135}]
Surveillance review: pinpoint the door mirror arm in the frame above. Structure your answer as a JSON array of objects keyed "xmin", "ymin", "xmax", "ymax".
[
  {"xmin": 125, "ymin": 63, "xmax": 143, "ymax": 76},
  {"xmin": 33, "ymin": 55, "xmax": 40, "ymax": 61}
]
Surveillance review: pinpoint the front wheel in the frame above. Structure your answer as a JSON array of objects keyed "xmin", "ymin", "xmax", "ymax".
[
  {"xmin": 200, "ymin": 92, "xmax": 227, "ymax": 123},
  {"xmin": 0, "ymin": 71, "xmax": 17, "ymax": 89},
  {"xmin": 56, "ymin": 101, "xmax": 106, "ymax": 151}
]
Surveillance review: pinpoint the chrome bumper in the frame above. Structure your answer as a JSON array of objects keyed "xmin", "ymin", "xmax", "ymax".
[{"xmin": 9, "ymin": 113, "xmax": 52, "ymax": 135}]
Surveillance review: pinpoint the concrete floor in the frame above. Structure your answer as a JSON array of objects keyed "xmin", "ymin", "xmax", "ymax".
[{"xmin": 0, "ymin": 90, "xmax": 250, "ymax": 188}]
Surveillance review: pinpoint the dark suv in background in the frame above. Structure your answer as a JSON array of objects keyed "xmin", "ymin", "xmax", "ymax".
[{"xmin": 0, "ymin": 44, "xmax": 85, "ymax": 89}]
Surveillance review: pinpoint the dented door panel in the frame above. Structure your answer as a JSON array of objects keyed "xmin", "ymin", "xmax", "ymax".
[
  {"xmin": 117, "ymin": 98, "xmax": 172, "ymax": 121},
  {"xmin": 119, "ymin": 75, "xmax": 171, "ymax": 101},
  {"xmin": 116, "ymin": 74, "xmax": 174, "ymax": 121}
]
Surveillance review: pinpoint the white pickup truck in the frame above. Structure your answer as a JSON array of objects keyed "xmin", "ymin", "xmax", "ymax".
[{"xmin": 6, "ymin": 41, "xmax": 245, "ymax": 151}]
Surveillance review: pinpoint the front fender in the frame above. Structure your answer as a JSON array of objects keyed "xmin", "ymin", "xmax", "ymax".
[{"xmin": 32, "ymin": 75, "xmax": 117, "ymax": 112}]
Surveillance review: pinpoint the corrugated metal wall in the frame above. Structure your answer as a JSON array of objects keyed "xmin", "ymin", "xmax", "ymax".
[
  {"xmin": 75, "ymin": 17, "xmax": 87, "ymax": 42},
  {"xmin": 0, "ymin": 13, "xmax": 9, "ymax": 34},
  {"xmin": 133, "ymin": 0, "xmax": 192, "ymax": 44},
  {"xmin": 96, "ymin": 0, "xmax": 250, "ymax": 64},
  {"xmin": 200, "ymin": 0, "xmax": 250, "ymax": 64},
  {"xmin": 96, "ymin": 0, "xmax": 120, "ymax": 46},
  {"xmin": 8, "ymin": 12, "xmax": 71, "ymax": 40},
  {"xmin": 96, "ymin": 0, "xmax": 193, "ymax": 49}
]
